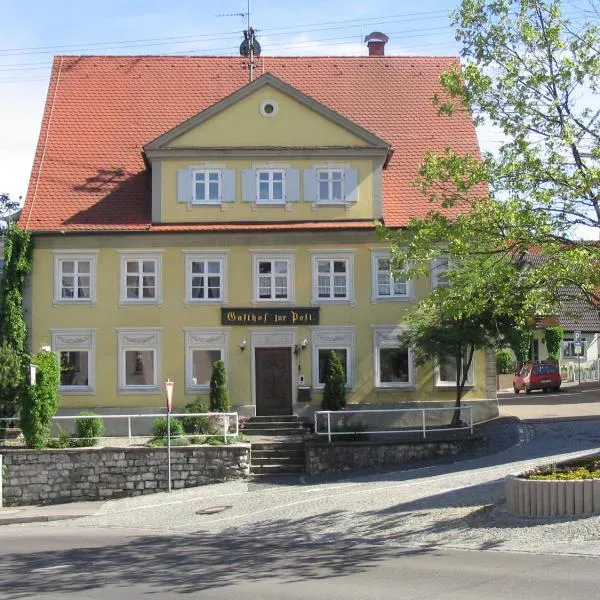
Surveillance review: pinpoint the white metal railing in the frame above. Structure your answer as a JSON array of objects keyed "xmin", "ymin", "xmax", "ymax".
[
  {"xmin": 314, "ymin": 406, "xmax": 474, "ymax": 443},
  {"xmin": 561, "ymin": 360, "xmax": 600, "ymax": 383},
  {"xmin": 0, "ymin": 412, "xmax": 239, "ymax": 443}
]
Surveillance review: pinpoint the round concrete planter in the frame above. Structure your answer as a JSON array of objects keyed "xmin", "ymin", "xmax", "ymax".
[{"xmin": 506, "ymin": 475, "xmax": 600, "ymax": 517}]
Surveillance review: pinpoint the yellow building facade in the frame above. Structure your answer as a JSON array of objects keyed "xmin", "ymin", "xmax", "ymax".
[{"xmin": 24, "ymin": 68, "xmax": 497, "ymax": 421}]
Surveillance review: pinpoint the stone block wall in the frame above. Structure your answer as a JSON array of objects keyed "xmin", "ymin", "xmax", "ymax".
[
  {"xmin": 1, "ymin": 445, "xmax": 250, "ymax": 505},
  {"xmin": 305, "ymin": 440, "xmax": 473, "ymax": 476}
]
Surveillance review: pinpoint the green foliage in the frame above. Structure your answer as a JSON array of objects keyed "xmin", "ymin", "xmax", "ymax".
[
  {"xmin": 544, "ymin": 326, "xmax": 564, "ymax": 361},
  {"xmin": 321, "ymin": 350, "xmax": 347, "ymax": 411},
  {"xmin": 181, "ymin": 398, "xmax": 216, "ymax": 435},
  {"xmin": 496, "ymin": 348, "xmax": 514, "ymax": 374},
  {"xmin": 0, "ymin": 193, "xmax": 20, "ymax": 229},
  {"xmin": 510, "ymin": 328, "xmax": 533, "ymax": 364},
  {"xmin": 0, "ymin": 343, "xmax": 23, "ymax": 419},
  {"xmin": 46, "ymin": 430, "xmax": 72, "ymax": 449},
  {"xmin": 20, "ymin": 350, "xmax": 60, "ymax": 449},
  {"xmin": 152, "ymin": 416, "xmax": 185, "ymax": 439},
  {"xmin": 147, "ymin": 436, "xmax": 190, "ymax": 447},
  {"xmin": 381, "ymin": 0, "xmax": 600, "ymax": 318},
  {"xmin": 209, "ymin": 360, "xmax": 230, "ymax": 413},
  {"xmin": 73, "ymin": 411, "xmax": 105, "ymax": 447}
]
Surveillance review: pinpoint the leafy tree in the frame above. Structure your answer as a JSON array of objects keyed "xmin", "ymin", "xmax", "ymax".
[
  {"xmin": 496, "ymin": 348, "xmax": 514, "ymax": 374},
  {"xmin": 209, "ymin": 360, "xmax": 230, "ymax": 412},
  {"xmin": 321, "ymin": 350, "xmax": 347, "ymax": 411},
  {"xmin": 0, "ymin": 344, "xmax": 22, "ymax": 422},
  {"xmin": 544, "ymin": 325, "xmax": 564, "ymax": 360},
  {"xmin": 20, "ymin": 349, "xmax": 60, "ymax": 449},
  {"xmin": 509, "ymin": 327, "xmax": 533, "ymax": 364},
  {"xmin": 383, "ymin": 0, "xmax": 600, "ymax": 309},
  {"xmin": 0, "ymin": 193, "xmax": 19, "ymax": 230}
]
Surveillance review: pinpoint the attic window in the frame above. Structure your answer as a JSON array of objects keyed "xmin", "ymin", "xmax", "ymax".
[{"xmin": 260, "ymin": 99, "xmax": 278, "ymax": 118}]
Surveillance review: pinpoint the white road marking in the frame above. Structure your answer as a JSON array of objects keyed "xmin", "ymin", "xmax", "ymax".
[{"xmin": 32, "ymin": 564, "xmax": 71, "ymax": 573}]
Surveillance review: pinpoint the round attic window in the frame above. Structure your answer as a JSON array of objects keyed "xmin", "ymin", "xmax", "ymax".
[{"xmin": 260, "ymin": 99, "xmax": 279, "ymax": 118}]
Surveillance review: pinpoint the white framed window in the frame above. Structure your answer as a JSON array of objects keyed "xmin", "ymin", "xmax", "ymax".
[
  {"xmin": 317, "ymin": 169, "xmax": 344, "ymax": 203},
  {"xmin": 435, "ymin": 352, "xmax": 474, "ymax": 387},
  {"xmin": 256, "ymin": 169, "xmax": 285, "ymax": 203},
  {"xmin": 183, "ymin": 251, "xmax": 228, "ymax": 304},
  {"xmin": 563, "ymin": 338, "xmax": 587, "ymax": 358},
  {"xmin": 373, "ymin": 327, "xmax": 414, "ymax": 388},
  {"xmin": 311, "ymin": 326, "xmax": 355, "ymax": 389},
  {"xmin": 117, "ymin": 328, "xmax": 161, "ymax": 393},
  {"xmin": 252, "ymin": 251, "xmax": 295, "ymax": 303},
  {"xmin": 51, "ymin": 329, "xmax": 96, "ymax": 394},
  {"xmin": 184, "ymin": 329, "xmax": 228, "ymax": 393},
  {"xmin": 119, "ymin": 251, "xmax": 162, "ymax": 305},
  {"xmin": 53, "ymin": 251, "xmax": 98, "ymax": 304},
  {"xmin": 193, "ymin": 170, "xmax": 221, "ymax": 203},
  {"xmin": 370, "ymin": 249, "xmax": 410, "ymax": 301},
  {"xmin": 432, "ymin": 255, "xmax": 450, "ymax": 289},
  {"xmin": 311, "ymin": 251, "xmax": 354, "ymax": 304}
]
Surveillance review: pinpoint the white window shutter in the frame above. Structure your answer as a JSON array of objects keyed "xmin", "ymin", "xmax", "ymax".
[
  {"xmin": 344, "ymin": 167, "xmax": 358, "ymax": 203},
  {"xmin": 221, "ymin": 169, "xmax": 236, "ymax": 202},
  {"xmin": 242, "ymin": 168, "xmax": 256, "ymax": 202},
  {"xmin": 285, "ymin": 168, "xmax": 300, "ymax": 201},
  {"xmin": 177, "ymin": 168, "xmax": 192, "ymax": 203},
  {"xmin": 303, "ymin": 168, "xmax": 318, "ymax": 202}
]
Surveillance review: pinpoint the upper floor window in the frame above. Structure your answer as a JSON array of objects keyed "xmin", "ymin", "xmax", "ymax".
[
  {"xmin": 193, "ymin": 170, "xmax": 221, "ymax": 203},
  {"xmin": 432, "ymin": 255, "xmax": 450, "ymax": 289},
  {"xmin": 119, "ymin": 251, "xmax": 162, "ymax": 305},
  {"xmin": 311, "ymin": 251, "xmax": 354, "ymax": 304},
  {"xmin": 318, "ymin": 169, "xmax": 344, "ymax": 203},
  {"xmin": 252, "ymin": 252, "xmax": 295, "ymax": 303},
  {"xmin": 184, "ymin": 251, "xmax": 228, "ymax": 304},
  {"xmin": 53, "ymin": 251, "xmax": 98, "ymax": 304},
  {"xmin": 257, "ymin": 169, "xmax": 285, "ymax": 203},
  {"xmin": 370, "ymin": 249, "xmax": 410, "ymax": 301}
]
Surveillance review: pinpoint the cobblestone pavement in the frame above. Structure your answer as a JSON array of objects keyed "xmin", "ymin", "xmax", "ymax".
[{"xmin": 26, "ymin": 418, "xmax": 600, "ymax": 557}]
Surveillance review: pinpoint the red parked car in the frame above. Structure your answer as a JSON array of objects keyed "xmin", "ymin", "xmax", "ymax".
[{"xmin": 513, "ymin": 362, "xmax": 561, "ymax": 394}]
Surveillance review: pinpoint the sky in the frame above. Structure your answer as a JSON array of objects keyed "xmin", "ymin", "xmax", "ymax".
[{"xmin": 0, "ymin": 0, "xmax": 596, "ymax": 235}]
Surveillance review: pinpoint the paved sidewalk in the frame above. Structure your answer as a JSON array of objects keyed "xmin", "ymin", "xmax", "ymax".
[{"xmin": 0, "ymin": 500, "xmax": 104, "ymax": 525}]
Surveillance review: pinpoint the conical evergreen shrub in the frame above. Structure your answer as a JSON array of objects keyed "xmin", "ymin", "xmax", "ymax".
[
  {"xmin": 321, "ymin": 350, "xmax": 346, "ymax": 410},
  {"xmin": 209, "ymin": 360, "xmax": 230, "ymax": 412}
]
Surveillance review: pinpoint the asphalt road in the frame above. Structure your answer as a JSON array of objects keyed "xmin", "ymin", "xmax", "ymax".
[
  {"xmin": 2, "ymin": 416, "xmax": 600, "ymax": 598},
  {"xmin": 1, "ymin": 527, "xmax": 600, "ymax": 600}
]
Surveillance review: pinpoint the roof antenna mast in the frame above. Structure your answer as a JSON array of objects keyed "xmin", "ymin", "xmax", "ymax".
[{"xmin": 217, "ymin": 1, "xmax": 261, "ymax": 83}]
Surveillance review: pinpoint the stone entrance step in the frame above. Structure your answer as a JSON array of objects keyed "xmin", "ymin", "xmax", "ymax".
[
  {"xmin": 249, "ymin": 436, "xmax": 306, "ymax": 475},
  {"xmin": 243, "ymin": 415, "xmax": 306, "ymax": 437}
]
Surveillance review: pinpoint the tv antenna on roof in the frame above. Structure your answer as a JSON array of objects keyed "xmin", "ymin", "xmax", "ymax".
[{"xmin": 216, "ymin": 0, "xmax": 260, "ymax": 83}]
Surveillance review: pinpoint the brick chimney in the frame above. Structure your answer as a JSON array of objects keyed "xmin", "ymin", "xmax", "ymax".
[{"xmin": 364, "ymin": 32, "xmax": 389, "ymax": 56}]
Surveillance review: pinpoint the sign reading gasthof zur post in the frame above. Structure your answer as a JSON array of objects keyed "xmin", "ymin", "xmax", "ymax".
[{"xmin": 221, "ymin": 308, "xmax": 319, "ymax": 326}]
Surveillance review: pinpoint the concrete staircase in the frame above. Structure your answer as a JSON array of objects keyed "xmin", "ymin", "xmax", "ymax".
[{"xmin": 243, "ymin": 416, "xmax": 307, "ymax": 475}]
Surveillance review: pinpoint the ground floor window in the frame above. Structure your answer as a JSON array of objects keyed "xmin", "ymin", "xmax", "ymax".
[
  {"xmin": 435, "ymin": 352, "xmax": 474, "ymax": 387},
  {"xmin": 51, "ymin": 329, "xmax": 95, "ymax": 394},
  {"xmin": 117, "ymin": 329, "xmax": 161, "ymax": 393},
  {"xmin": 373, "ymin": 327, "xmax": 414, "ymax": 388},
  {"xmin": 184, "ymin": 329, "xmax": 228, "ymax": 393},
  {"xmin": 311, "ymin": 326, "xmax": 355, "ymax": 389},
  {"xmin": 563, "ymin": 338, "xmax": 587, "ymax": 358}
]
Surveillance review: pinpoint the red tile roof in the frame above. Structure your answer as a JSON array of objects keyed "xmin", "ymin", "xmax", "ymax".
[{"xmin": 20, "ymin": 55, "xmax": 481, "ymax": 233}]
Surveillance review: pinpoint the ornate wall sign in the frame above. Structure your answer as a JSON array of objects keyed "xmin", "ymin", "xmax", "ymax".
[{"xmin": 222, "ymin": 308, "xmax": 319, "ymax": 326}]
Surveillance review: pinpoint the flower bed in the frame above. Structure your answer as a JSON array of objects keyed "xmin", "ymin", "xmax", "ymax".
[{"xmin": 506, "ymin": 455, "xmax": 600, "ymax": 517}]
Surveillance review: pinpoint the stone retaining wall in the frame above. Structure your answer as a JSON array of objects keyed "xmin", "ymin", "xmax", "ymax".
[
  {"xmin": 506, "ymin": 475, "xmax": 600, "ymax": 516},
  {"xmin": 305, "ymin": 439, "xmax": 473, "ymax": 476},
  {"xmin": 1, "ymin": 445, "xmax": 250, "ymax": 506}
]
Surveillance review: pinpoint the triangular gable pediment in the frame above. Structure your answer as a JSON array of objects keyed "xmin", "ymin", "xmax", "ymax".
[{"xmin": 144, "ymin": 73, "xmax": 390, "ymax": 151}]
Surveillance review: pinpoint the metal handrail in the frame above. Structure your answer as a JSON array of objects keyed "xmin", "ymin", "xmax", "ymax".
[
  {"xmin": 0, "ymin": 412, "xmax": 239, "ymax": 442},
  {"xmin": 314, "ymin": 406, "xmax": 474, "ymax": 443}
]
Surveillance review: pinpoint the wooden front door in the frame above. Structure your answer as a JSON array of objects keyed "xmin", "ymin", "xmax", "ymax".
[{"xmin": 255, "ymin": 347, "xmax": 293, "ymax": 416}]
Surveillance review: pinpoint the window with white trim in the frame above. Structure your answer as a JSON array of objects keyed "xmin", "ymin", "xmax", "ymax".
[
  {"xmin": 184, "ymin": 329, "xmax": 228, "ymax": 393},
  {"xmin": 256, "ymin": 169, "xmax": 285, "ymax": 203},
  {"xmin": 373, "ymin": 327, "xmax": 414, "ymax": 388},
  {"xmin": 51, "ymin": 329, "xmax": 95, "ymax": 394},
  {"xmin": 53, "ymin": 252, "xmax": 97, "ymax": 303},
  {"xmin": 435, "ymin": 352, "xmax": 474, "ymax": 387},
  {"xmin": 193, "ymin": 170, "xmax": 221, "ymax": 203},
  {"xmin": 311, "ymin": 326, "xmax": 355, "ymax": 389},
  {"xmin": 317, "ymin": 169, "xmax": 344, "ymax": 203},
  {"xmin": 563, "ymin": 338, "xmax": 587, "ymax": 358},
  {"xmin": 252, "ymin": 253, "xmax": 294, "ymax": 302},
  {"xmin": 119, "ymin": 252, "xmax": 162, "ymax": 304},
  {"xmin": 371, "ymin": 250, "xmax": 409, "ymax": 300},
  {"xmin": 184, "ymin": 252, "xmax": 227, "ymax": 303},
  {"xmin": 432, "ymin": 255, "xmax": 450, "ymax": 288},
  {"xmin": 117, "ymin": 329, "xmax": 161, "ymax": 392},
  {"xmin": 311, "ymin": 252, "xmax": 354, "ymax": 303}
]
